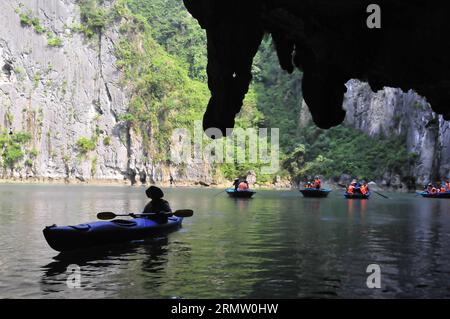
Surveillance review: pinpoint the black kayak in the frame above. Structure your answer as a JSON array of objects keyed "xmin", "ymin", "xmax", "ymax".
[
  {"xmin": 43, "ymin": 216, "xmax": 182, "ymax": 252},
  {"xmin": 300, "ymin": 188, "xmax": 331, "ymax": 198},
  {"xmin": 344, "ymin": 192, "xmax": 371, "ymax": 199},
  {"xmin": 226, "ymin": 188, "xmax": 256, "ymax": 198},
  {"xmin": 418, "ymin": 191, "xmax": 450, "ymax": 199}
]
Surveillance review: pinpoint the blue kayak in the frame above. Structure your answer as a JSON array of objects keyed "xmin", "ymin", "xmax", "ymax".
[
  {"xmin": 300, "ymin": 188, "xmax": 331, "ymax": 198},
  {"xmin": 418, "ymin": 191, "xmax": 450, "ymax": 198},
  {"xmin": 43, "ymin": 216, "xmax": 183, "ymax": 252},
  {"xmin": 226, "ymin": 188, "xmax": 256, "ymax": 198},
  {"xmin": 344, "ymin": 192, "xmax": 371, "ymax": 199}
]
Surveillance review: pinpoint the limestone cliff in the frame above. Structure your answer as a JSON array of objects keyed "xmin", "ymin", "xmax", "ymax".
[
  {"xmin": 0, "ymin": 0, "xmax": 213, "ymax": 185},
  {"xmin": 300, "ymin": 80, "xmax": 450, "ymax": 188}
]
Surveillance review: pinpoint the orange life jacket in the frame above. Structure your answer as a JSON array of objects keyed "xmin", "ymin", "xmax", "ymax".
[
  {"xmin": 360, "ymin": 185, "xmax": 368, "ymax": 195},
  {"xmin": 347, "ymin": 185, "xmax": 354, "ymax": 194},
  {"xmin": 446, "ymin": 182, "xmax": 450, "ymax": 191},
  {"xmin": 440, "ymin": 187, "xmax": 446, "ymax": 193}
]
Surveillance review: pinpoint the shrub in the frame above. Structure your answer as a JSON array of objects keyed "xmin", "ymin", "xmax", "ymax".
[
  {"xmin": 47, "ymin": 36, "xmax": 63, "ymax": 47},
  {"xmin": 76, "ymin": 137, "xmax": 96, "ymax": 155},
  {"xmin": 25, "ymin": 159, "xmax": 33, "ymax": 167},
  {"xmin": 0, "ymin": 131, "xmax": 31, "ymax": 169},
  {"xmin": 103, "ymin": 136, "xmax": 111, "ymax": 146}
]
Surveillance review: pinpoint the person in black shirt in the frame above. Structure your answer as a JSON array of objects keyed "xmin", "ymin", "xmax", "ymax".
[
  {"xmin": 142, "ymin": 186, "xmax": 172, "ymax": 223},
  {"xmin": 233, "ymin": 178, "xmax": 240, "ymax": 190}
]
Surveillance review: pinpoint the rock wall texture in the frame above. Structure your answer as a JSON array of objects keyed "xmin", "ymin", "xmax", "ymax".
[
  {"xmin": 0, "ymin": 0, "xmax": 213, "ymax": 185},
  {"xmin": 343, "ymin": 80, "xmax": 450, "ymax": 187},
  {"xmin": 301, "ymin": 80, "xmax": 450, "ymax": 188}
]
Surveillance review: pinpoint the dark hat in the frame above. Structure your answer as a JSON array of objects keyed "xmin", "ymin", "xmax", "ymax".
[{"xmin": 146, "ymin": 186, "xmax": 164, "ymax": 199}]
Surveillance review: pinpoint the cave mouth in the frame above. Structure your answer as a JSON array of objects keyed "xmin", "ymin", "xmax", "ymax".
[
  {"xmin": 2, "ymin": 62, "xmax": 13, "ymax": 79},
  {"xmin": 183, "ymin": 0, "xmax": 450, "ymax": 135}
]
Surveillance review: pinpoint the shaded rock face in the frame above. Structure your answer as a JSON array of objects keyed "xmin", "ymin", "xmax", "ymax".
[
  {"xmin": 342, "ymin": 80, "xmax": 449, "ymax": 188},
  {"xmin": 184, "ymin": 0, "xmax": 450, "ymax": 136},
  {"xmin": 0, "ymin": 0, "xmax": 211, "ymax": 184}
]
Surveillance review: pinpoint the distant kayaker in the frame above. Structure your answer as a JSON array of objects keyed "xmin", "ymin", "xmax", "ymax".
[
  {"xmin": 360, "ymin": 183, "xmax": 369, "ymax": 195},
  {"xmin": 142, "ymin": 186, "xmax": 172, "ymax": 223},
  {"xmin": 347, "ymin": 181, "xmax": 357, "ymax": 194},
  {"xmin": 233, "ymin": 178, "xmax": 240, "ymax": 190},
  {"xmin": 313, "ymin": 176, "xmax": 321, "ymax": 189},
  {"xmin": 238, "ymin": 180, "xmax": 249, "ymax": 191}
]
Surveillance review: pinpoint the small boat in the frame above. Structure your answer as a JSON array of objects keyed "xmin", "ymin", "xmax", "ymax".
[
  {"xmin": 43, "ymin": 216, "xmax": 183, "ymax": 252},
  {"xmin": 344, "ymin": 192, "xmax": 371, "ymax": 199},
  {"xmin": 418, "ymin": 191, "xmax": 450, "ymax": 199},
  {"xmin": 299, "ymin": 188, "xmax": 332, "ymax": 198},
  {"xmin": 226, "ymin": 188, "xmax": 256, "ymax": 198}
]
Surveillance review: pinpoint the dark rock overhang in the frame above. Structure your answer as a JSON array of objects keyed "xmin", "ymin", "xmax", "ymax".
[{"xmin": 183, "ymin": 0, "xmax": 450, "ymax": 137}]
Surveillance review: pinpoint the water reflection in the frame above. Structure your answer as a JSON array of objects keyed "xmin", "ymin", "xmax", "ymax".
[
  {"xmin": 1, "ymin": 185, "xmax": 450, "ymax": 298},
  {"xmin": 40, "ymin": 236, "xmax": 193, "ymax": 297}
]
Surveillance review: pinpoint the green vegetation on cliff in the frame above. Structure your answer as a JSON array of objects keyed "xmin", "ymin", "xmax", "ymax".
[
  {"xmin": 0, "ymin": 130, "xmax": 32, "ymax": 170},
  {"xmin": 73, "ymin": 0, "xmax": 414, "ymax": 184},
  {"xmin": 283, "ymin": 125, "xmax": 416, "ymax": 182}
]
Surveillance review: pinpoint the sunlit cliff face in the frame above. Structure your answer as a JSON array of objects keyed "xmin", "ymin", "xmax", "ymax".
[{"xmin": 184, "ymin": 0, "xmax": 450, "ymax": 137}]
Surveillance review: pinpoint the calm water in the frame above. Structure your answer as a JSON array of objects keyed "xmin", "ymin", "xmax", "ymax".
[{"xmin": 0, "ymin": 184, "xmax": 450, "ymax": 298}]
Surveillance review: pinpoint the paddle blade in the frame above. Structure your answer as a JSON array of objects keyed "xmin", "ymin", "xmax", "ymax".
[
  {"xmin": 173, "ymin": 209, "xmax": 194, "ymax": 218},
  {"xmin": 374, "ymin": 191, "xmax": 389, "ymax": 199},
  {"xmin": 97, "ymin": 212, "xmax": 117, "ymax": 220}
]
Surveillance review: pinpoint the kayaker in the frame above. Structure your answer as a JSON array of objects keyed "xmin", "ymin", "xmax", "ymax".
[
  {"xmin": 233, "ymin": 178, "xmax": 240, "ymax": 190},
  {"xmin": 313, "ymin": 176, "xmax": 321, "ymax": 189},
  {"xmin": 142, "ymin": 186, "xmax": 172, "ymax": 223},
  {"xmin": 440, "ymin": 184, "xmax": 447, "ymax": 193},
  {"xmin": 238, "ymin": 180, "xmax": 249, "ymax": 191},
  {"xmin": 347, "ymin": 181, "xmax": 356, "ymax": 194},
  {"xmin": 360, "ymin": 183, "xmax": 369, "ymax": 195},
  {"xmin": 446, "ymin": 180, "xmax": 450, "ymax": 191},
  {"xmin": 426, "ymin": 183, "xmax": 433, "ymax": 193}
]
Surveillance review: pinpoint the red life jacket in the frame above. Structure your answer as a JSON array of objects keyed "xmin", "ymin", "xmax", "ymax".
[
  {"xmin": 238, "ymin": 182, "xmax": 249, "ymax": 190},
  {"xmin": 360, "ymin": 185, "xmax": 367, "ymax": 195},
  {"xmin": 314, "ymin": 179, "xmax": 321, "ymax": 189},
  {"xmin": 347, "ymin": 185, "xmax": 355, "ymax": 194}
]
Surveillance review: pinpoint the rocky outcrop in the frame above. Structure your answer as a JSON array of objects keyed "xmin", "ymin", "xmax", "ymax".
[
  {"xmin": 299, "ymin": 80, "xmax": 450, "ymax": 188},
  {"xmin": 0, "ymin": 0, "xmax": 211, "ymax": 185},
  {"xmin": 342, "ymin": 80, "xmax": 450, "ymax": 187},
  {"xmin": 184, "ymin": 0, "xmax": 450, "ymax": 137}
]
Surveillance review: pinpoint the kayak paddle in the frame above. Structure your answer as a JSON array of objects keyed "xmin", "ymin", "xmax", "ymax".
[
  {"xmin": 214, "ymin": 189, "xmax": 227, "ymax": 196},
  {"xmin": 373, "ymin": 190, "xmax": 389, "ymax": 199},
  {"xmin": 97, "ymin": 209, "xmax": 194, "ymax": 220}
]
